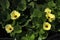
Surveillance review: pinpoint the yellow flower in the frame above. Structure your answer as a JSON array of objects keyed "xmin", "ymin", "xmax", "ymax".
[
  {"xmin": 10, "ymin": 10, "xmax": 20, "ymax": 20},
  {"xmin": 46, "ymin": 13, "xmax": 55, "ymax": 22},
  {"xmin": 48, "ymin": 19, "xmax": 53, "ymax": 22},
  {"xmin": 44, "ymin": 8, "xmax": 51, "ymax": 13},
  {"xmin": 5, "ymin": 24, "xmax": 14, "ymax": 33},
  {"xmin": 43, "ymin": 22, "xmax": 51, "ymax": 30}
]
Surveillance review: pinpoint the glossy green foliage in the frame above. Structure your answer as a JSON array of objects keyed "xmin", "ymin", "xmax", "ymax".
[{"xmin": 0, "ymin": 0, "xmax": 60, "ymax": 40}]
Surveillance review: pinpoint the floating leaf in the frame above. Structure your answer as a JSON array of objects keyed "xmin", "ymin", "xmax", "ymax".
[
  {"xmin": 31, "ymin": 9, "xmax": 42, "ymax": 18},
  {"xmin": 17, "ymin": 0, "xmax": 26, "ymax": 11},
  {"xmin": 29, "ymin": 2, "xmax": 34, "ymax": 8},
  {"xmin": 0, "ymin": 0, "xmax": 10, "ymax": 10},
  {"xmin": 39, "ymin": 29, "xmax": 45, "ymax": 34},
  {"xmin": 48, "ymin": 1, "xmax": 56, "ymax": 8},
  {"xmin": 38, "ymin": 37, "xmax": 42, "ymax": 40},
  {"xmin": 29, "ymin": 34, "xmax": 35, "ymax": 40},
  {"xmin": 58, "ymin": 12, "xmax": 60, "ymax": 19}
]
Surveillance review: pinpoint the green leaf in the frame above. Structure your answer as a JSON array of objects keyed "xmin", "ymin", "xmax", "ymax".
[
  {"xmin": 29, "ymin": 34, "xmax": 35, "ymax": 40},
  {"xmin": 10, "ymin": 32, "xmax": 15, "ymax": 37},
  {"xmin": 58, "ymin": 12, "xmax": 60, "ymax": 19},
  {"xmin": 6, "ymin": 13, "xmax": 11, "ymax": 21},
  {"xmin": 31, "ymin": 9, "xmax": 42, "ymax": 18},
  {"xmin": 48, "ymin": 1, "xmax": 56, "ymax": 8},
  {"xmin": 17, "ymin": 0, "xmax": 26, "ymax": 11},
  {"xmin": 14, "ymin": 30, "xmax": 22, "ymax": 33},
  {"xmin": 24, "ymin": 34, "xmax": 35, "ymax": 40},
  {"xmin": 10, "ymin": 30, "xmax": 22, "ymax": 37},
  {"xmin": 29, "ymin": 2, "xmax": 34, "ymax": 8},
  {"xmin": 21, "ymin": 33, "xmax": 35, "ymax": 40},
  {"xmin": 58, "ymin": 29, "xmax": 60, "ymax": 31},
  {"xmin": 14, "ymin": 22, "xmax": 22, "ymax": 33},
  {"xmin": 12, "ymin": 20, "xmax": 15, "ymax": 26},
  {"xmin": 10, "ymin": 22, "xmax": 22, "ymax": 37},
  {"xmin": 39, "ymin": 29, "xmax": 45, "ymax": 34},
  {"xmin": 39, "ymin": 32, "xmax": 48, "ymax": 39},
  {"xmin": 27, "ymin": 0, "xmax": 31, "ymax": 2},
  {"xmin": 56, "ymin": 0, "xmax": 60, "ymax": 5},
  {"xmin": 31, "ymin": 17, "xmax": 43, "ymax": 29},
  {"xmin": 21, "ymin": 36, "xmax": 28, "ymax": 40},
  {"xmin": 56, "ymin": 0, "xmax": 60, "ymax": 10},
  {"xmin": 38, "ymin": 37, "xmax": 42, "ymax": 40},
  {"xmin": 0, "ymin": 0, "xmax": 10, "ymax": 10},
  {"xmin": 23, "ymin": 19, "xmax": 31, "ymax": 26}
]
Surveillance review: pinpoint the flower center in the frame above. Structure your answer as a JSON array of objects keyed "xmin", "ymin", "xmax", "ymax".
[
  {"xmin": 9, "ymin": 28, "xmax": 12, "ymax": 30},
  {"xmin": 45, "ymin": 25, "xmax": 48, "ymax": 28},
  {"xmin": 14, "ymin": 15, "xmax": 17, "ymax": 18},
  {"xmin": 48, "ymin": 16, "xmax": 50, "ymax": 19}
]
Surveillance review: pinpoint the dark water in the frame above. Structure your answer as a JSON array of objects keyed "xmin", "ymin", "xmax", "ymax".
[{"xmin": 46, "ymin": 31, "xmax": 60, "ymax": 40}]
